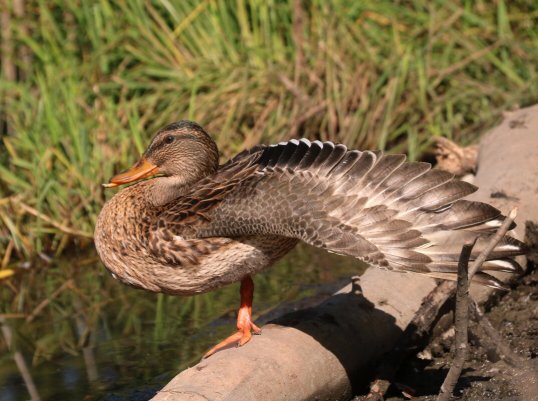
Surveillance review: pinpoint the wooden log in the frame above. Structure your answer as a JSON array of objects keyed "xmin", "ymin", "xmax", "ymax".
[
  {"xmin": 152, "ymin": 270, "xmax": 437, "ymax": 401},
  {"xmin": 470, "ymin": 105, "xmax": 538, "ymax": 240},
  {"xmin": 468, "ymin": 104, "xmax": 538, "ymax": 302},
  {"xmin": 151, "ymin": 105, "xmax": 538, "ymax": 401}
]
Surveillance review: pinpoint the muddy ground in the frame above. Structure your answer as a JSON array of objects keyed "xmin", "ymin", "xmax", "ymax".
[{"xmin": 354, "ymin": 257, "xmax": 538, "ymax": 401}]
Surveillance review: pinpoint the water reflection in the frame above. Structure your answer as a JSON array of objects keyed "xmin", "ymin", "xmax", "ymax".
[{"xmin": 0, "ymin": 244, "xmax": 365, "ymax": 400}]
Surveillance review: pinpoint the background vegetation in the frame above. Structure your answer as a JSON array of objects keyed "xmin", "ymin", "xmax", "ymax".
[{"xmin": 1, "ymin": 0, "xmax": 537, "ymax": 262}]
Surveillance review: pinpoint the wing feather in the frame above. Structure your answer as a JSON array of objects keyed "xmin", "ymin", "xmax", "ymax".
[{"xmin": 162, "ymin": 139, "xmax": 525, "ymax": 289}]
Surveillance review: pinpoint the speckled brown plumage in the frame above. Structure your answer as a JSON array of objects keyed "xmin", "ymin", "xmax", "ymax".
[{"xmin": 95, "ymin": 121, "xmax": 526, "ymax": 297}]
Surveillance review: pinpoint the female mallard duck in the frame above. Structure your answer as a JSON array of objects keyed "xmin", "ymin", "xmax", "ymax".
[{"xmin": 95, "ymin": 120, "xmax": 525, "ymax": 357}]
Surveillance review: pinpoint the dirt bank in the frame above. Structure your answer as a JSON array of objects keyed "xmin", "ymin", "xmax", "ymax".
[{"xmin": 354, "ymin": 254, "xmax": 538, "ymax": 401}]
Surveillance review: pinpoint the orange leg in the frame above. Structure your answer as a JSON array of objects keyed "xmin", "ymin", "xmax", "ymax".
[{"xmin": 203, "ymin": 276, "xmax": 261, "ymax": 358}]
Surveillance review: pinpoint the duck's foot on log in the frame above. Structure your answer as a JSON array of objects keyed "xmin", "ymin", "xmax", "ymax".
[{"xmin": 204, "ymin": 276, "xmax": 261, "ymax": 358}]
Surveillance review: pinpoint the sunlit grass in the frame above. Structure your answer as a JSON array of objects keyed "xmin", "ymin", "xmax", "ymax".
[{"xmin": 1, "ymin": 0, "xmax": 537, "ymax": 260}]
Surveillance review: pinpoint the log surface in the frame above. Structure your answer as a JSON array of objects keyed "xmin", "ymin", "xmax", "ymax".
[
  {"xmin": 152, "ymin": 270, "xmax": 437, "ymax": 401},
  {"xmin": 151, "ymin": 105, "xmax": 538, "ymax": 401}
]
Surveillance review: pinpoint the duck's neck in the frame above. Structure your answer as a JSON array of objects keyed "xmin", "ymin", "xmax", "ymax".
[{"xmin": 147, "ymin": 175, "xmax": 194, "ymax": 206}]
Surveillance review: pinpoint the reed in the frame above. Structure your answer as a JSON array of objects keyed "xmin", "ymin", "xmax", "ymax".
[{"xmin": 1, "ymin": 0, "xmax": 537, "ymax": 261}]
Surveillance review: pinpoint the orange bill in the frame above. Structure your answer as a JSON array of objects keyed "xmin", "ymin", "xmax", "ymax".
[{"xmin": 103, "ymin": 158, "xmax": 159, "ymax": 188}]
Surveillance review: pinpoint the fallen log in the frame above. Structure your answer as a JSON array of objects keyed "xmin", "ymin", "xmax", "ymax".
[
  {"xmin": 468, "ymin": 104, "xmax": 538, "ymax": 302},
  {"xmin": 151, "ymin": 105, "xmax": 538, "ymax": 401},
  {"xmin": 153, "ymin": 270, "xmax": 437, "ymax": 401}
]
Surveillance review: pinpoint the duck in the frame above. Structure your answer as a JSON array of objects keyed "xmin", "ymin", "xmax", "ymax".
[{"xmin": 94, "ymin": 120, "xmax": 525, "ymax": 357}]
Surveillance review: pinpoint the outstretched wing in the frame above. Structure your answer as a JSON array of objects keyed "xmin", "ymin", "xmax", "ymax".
[{"xmin": 165, "ymin": 139, "xmax": 525, "ymax": 288}]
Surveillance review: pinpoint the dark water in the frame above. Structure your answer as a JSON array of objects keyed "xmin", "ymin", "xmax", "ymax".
[{"xmin": 0, "ymin": 244, "xmax": 364, "ymax": 401}]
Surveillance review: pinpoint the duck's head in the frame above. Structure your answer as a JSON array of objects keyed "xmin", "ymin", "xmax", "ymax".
[{"xmin": 105, "ymin": 121, "xmax": 219, "ymax": 188}]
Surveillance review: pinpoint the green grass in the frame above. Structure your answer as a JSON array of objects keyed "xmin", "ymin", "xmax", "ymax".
[{"xmin": 1, "ymin": 0, "xmax": 537, "ymax": 260}]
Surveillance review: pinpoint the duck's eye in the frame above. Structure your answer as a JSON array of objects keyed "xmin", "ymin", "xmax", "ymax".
[{"xmin": 164, "ymin": 135, "xmax": 174, "ymax": 144}]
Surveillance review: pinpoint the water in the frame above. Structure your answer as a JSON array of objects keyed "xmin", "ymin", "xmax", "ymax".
[{"xmin": 0, "ymin": 244, "xmax": 365, "ymax": 401}]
